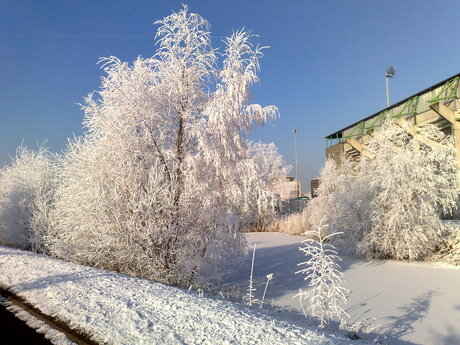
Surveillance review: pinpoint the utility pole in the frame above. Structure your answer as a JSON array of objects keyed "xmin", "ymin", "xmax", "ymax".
[
  {"xmin": 292, "ymin": 129, "xmax": 299, "ymax": 198},
  {"xmin": 385, "ymin": 66, "xmax": 395, "ymax": 107}
]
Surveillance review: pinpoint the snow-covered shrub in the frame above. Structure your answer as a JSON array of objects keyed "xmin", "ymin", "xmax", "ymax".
[
  {"xmin": 433, "ymin": 223, "xmax": 460, "ymax": 265},
  {"xmin": 340, "ymin": 317, "xmax": 379, "ymax": 340},
  {"xmin": 330, "ymin": 159, "xmax": 373, "ymax": 253},
  {"xmin": 48, "ymin": 7, "xmax": 277, "ymax": 286},
  {"xmin": 295, "ymin": 220, "xmax": 349, "ymax": 328},
  {"xmin": 358, "ymin": 121, "xmax": 457, "ymax": 260},
  {"xmin": 47, "ymin": 136, "xmax": 177, "ymax": 279},
  {"xmin": 0, "ymin": 146, "xmax": 56, "ymax": 252}
]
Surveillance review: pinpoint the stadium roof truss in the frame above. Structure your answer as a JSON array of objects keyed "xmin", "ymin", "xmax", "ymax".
[
  {"xmin": 325, "ymin": 73, "xmax": 460, "ymax": 182},
  {"xmin": 326, "ymin": 74, "xmax": 460, "ymax": 144}
]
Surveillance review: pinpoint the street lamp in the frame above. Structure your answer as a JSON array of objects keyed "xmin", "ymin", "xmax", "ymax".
[{"xmin": 385, "ymin": 66, "xmax": 395, "ymax": 107}]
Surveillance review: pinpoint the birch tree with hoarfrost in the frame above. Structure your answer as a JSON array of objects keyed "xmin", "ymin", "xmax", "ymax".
[{"xmin": 48, "ymin": 6, "xmax": 278, "ymax": 285}]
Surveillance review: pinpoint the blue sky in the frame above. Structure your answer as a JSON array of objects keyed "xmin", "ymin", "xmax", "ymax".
[{"xmin": 1, "ymin": 1, "xmax": 460, "ymax": 192}]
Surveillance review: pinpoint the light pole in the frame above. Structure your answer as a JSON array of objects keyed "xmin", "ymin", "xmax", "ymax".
[
  {"xmin": 385, "ymin": 66, "xmax": 395, "ymax": 107},
  {"xmin": 292, "ymin": 129, "xmax": 299, "ymax": 198}
]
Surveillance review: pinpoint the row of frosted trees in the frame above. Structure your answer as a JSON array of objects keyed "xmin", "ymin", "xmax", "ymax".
[{"xmin": 0, "ymin": 7, "xmax": 289, "ymax": 286}]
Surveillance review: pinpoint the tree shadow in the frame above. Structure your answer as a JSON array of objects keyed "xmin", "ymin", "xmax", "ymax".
[
  {"xmin": 13, "ymin": 272, "xmax": 111, "ymax": 292},
  {"xmin": 0, "ymin": 249, "xmax": 36, "ymax": 257},
  {"xmin": 428, "ymin": 324, "xmax": 460, "ymax": 345},
  {"xmin": 380, "ymin": 289, "xmax": 442, "ymax": 343},
  {"xmin": 0, "ymin": 246, "xmax": 113, "ymax": 292},
  {"xmin": 346, "ymin": 293, "xmax": 381, "ymax": 320},
  {"xmin": 329, "ymin": 289, "xmax": 444, "ymax": 345}
]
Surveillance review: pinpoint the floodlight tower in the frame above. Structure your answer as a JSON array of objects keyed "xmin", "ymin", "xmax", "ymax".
[{"xmin": 385, "ymin": 66, "xmax": 395, "ymax": 107}]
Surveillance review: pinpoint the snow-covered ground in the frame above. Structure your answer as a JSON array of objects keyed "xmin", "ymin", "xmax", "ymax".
[
  {"xmin": 0, "ymin": 245, "xmax": 366, "ymax": 345},
  {"xmin": 2, "ymin": 233, "xmax": 458, "ymax": 345},
  {"xmin": 221, "ymin": 232, "xmax": 460, "ymax": 345}
]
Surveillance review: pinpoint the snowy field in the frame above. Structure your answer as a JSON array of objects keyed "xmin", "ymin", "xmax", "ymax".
[
  {"xmin": 0, "ymin": 245, "xmax": 366, "ymax": 345},
  {"xmin": 221, "ymin": 232, "xmax": 460, "ymax": 345}
]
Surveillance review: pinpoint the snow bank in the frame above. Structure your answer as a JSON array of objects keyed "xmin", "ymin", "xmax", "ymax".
[{"xmin": 0, "ymin": 246, "xmax": 364, "ymax": 345}]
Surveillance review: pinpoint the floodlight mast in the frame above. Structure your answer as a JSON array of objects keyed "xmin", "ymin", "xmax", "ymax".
[{"xmin": 385, "ymin": 66, "xmax": 395, "ymax": 107}]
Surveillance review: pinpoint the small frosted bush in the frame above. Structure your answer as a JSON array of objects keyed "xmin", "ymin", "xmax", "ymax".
[
  {"xmin": 295, "ymin": 220, "xmax": 349, "ymax": 327},
  {"xmin": 0, "ymin": 146, "xmax": 56, "ymax": 252}
]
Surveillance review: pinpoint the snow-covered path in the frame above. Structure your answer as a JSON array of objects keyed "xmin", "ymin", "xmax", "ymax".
[
  {"xmin": 222, "ymin": 232, "xmax": 460, "ymax": 345},
  {"xmin": 0, "ymin": 245, "xmax": 365, "ymax": 345}
]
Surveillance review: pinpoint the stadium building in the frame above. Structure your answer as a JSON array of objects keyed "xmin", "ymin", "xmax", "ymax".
[{"xmin": 325, "ymin": 73, "xmax": 460, "ymax": 173}]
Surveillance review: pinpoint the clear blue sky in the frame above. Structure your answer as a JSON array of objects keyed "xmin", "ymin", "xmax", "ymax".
[{"xmin": 1, "ymin": 1, "xmax": 460, "ymax": 192}]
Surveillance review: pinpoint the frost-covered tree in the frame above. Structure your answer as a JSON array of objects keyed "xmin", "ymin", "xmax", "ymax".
[
  {"xmin": 329, "ymin": 158, "xmax": 372, "ymax": 253},
  {"xmin": 295, "ymin": 220, "xmax": 349, "ymax": 328},
  {"xmin": 358, "ymin": 121, "xmax": 457, "ymax": 260},
  {"xmin": 306, "ymin": 158, "xmax": 371, "ymax": 253},
  {"xmin": 306, "ymin": 159, "xmax": 345, "ymax": 229},
  {"xmin": 248, "ymin": 141, "xmax": 290, "ymax": 185},
  {"xmin": 247, "ymin": 141, "xmax": 291, "ymax": 230},
  {"xmin": 48, "ymin": 6, "xmax": 277, "ymax": 285},
  {"xmin": 308, "ymin": 120, "xmax": 456, "ymax": 260},
  {"xmin": 0, "ymin": 146, "xmax": 56, "ymax": 252}
]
